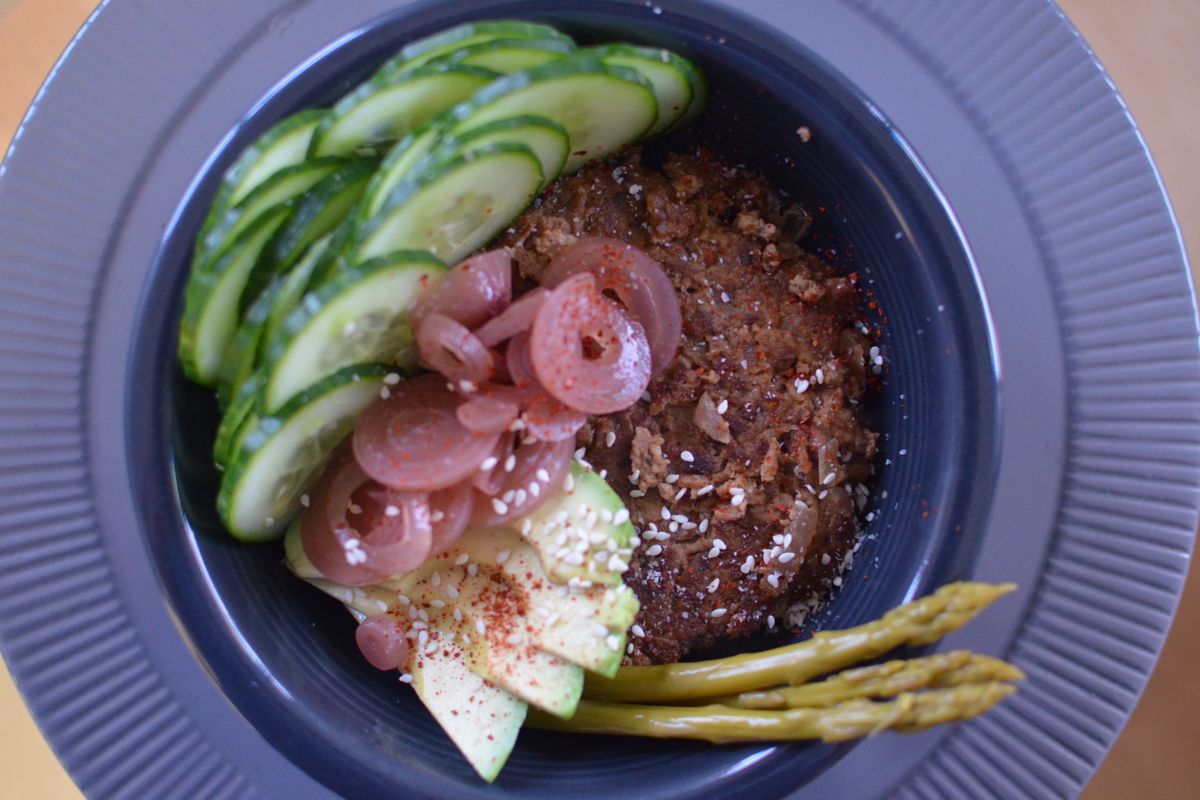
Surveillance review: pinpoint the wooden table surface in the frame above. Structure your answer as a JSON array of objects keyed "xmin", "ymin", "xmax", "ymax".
[{"xmin": 1, "ymin": 1, "xmax": 1196, "ymax": 797}]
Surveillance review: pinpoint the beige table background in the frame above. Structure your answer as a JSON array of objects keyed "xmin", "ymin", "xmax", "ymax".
[{"xmin": 1, "ymin": 1, "xmax": 1196, "ymax": 797}]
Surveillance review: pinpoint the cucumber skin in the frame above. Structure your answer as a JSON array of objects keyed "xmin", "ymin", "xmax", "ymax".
[
  {"xmin": 179, "ymin": 204, "xmax": 292, "ymax": 386},
  {"xmin": 217, "ymin": 363, "xmax": 392, "ymax": 541},
  {"xmin": 380, "ymin": 20, "xmax": 574, "ymax": 74},
  {"xmin": 271, "ymin": 158, "xmax": 377, "ymax": 270}
]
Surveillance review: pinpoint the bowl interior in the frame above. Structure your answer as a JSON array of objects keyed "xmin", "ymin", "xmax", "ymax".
[{"xmin": 133, "ymin": 1, "xmax": 999, "ymax": 797}]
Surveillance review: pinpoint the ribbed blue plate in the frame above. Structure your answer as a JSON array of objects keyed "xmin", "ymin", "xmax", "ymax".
[{"xmin": 0, "ymin": 1, "xmax": 1195, "ymax": 799}]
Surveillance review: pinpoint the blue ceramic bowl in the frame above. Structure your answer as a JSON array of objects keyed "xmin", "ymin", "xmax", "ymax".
[{"xmin": 134, "ymin": 0, "xmax": 999, "ymax": 797}]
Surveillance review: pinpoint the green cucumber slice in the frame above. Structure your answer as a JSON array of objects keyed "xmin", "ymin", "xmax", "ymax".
[
  {"xmin": 213, "ymin": 377, "xmax": 258, "ymax": 470},
  {"xmin": 260, "ymin": 251, "xmax": 444, "ymax": 413},
  {"xmin": 360, "ymin": 118, "xmax": 448, "ymax": 219},
  {"xmin": 209, "ymin": 109, "xmax": 327, "ymax": 217},
  {"xmin": 196, "ymin": 157, "xmax": 346, "ymax": 268},
  {"xmin": 443, "ymin": 114, "xmax": 569, "ymax": 189},
  {"xmin": 353, "ymin": 142, "xmax": 543, "ymax": 265},
  {"xmin": 218, "ymin": 278, "xmax": 280, "ymax": 406},
  {"xmin": 587, "ymin": 44, "xmax": 696, "ymax": 136},
  {"xmin": 442, "ymin": 37, "xmax": 574, "ymax": 73},
  {"xmin": 309, "ymin": 62, "xmax": 497, "ymax": 159},
  {"xmin": 262, "ymin": 236, "xmax": 331, "ymax": 350},
  {"xmin": 380, "ymin": 20, "xmax": 574, "ymax": 74},
  {"xmin": 271, "ymin": 159, "xmax": 376, "ymax": 269},
  {"xmin": 672, "ymin": 52, "xmax": 708, "ymax": 131},
  {"xmin": 445, "ymin": 57, "xmax": 658, "ymax": 173},
  {"xmin": 179, "ymin": 204, "xmax": 291, "ymax": 385},
  {"xmin": 217, "ymin": 363, "xmax": 391, "ymax": 541}
]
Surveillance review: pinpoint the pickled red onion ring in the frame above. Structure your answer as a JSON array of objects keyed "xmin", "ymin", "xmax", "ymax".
[
  {"xmin": 473, "ymin": 288, "xmax": 550, "ymax": 347},
  {"xmin": 542, "ymin": 238, "xmax": 681, "ymax": 376},
  {"xmin": 301, "ymin": 453, "xmax": 433, "ymax": 585},
  {"xmin": 356, "ymin": 616, "xmax": 410, "ymax": 671},
  {"xmin": 471, "ymin": 438, "xmax": 574, "ymax": 527},
  {"xmin": 472, "ymin": 432, "xmax": 515, "ymax": 495},
  {"xmin": 456, "ymin": 390, "xmax": 520, "ymax": 434},
  {"xmin": 353, "ymin": 374, "xmax": 500, "ymax": 490},
  {"xmin": 416, "ymin": 312, "xmax": 495, "ymax": 385},
  {"xmin": 521, "ymin": 391, "xmax": 587, "ymax": 442},
  {"xmin": 412, "ymin": 249, "xmax": 512, "ymax": 330},
  {"xmin": 530, "ymin": 273, "xmax": 652, "ymax": 414},
  {"xmin": 429, "ymin": 480, "xmax": 474, "ymax": 553},
  {"xmin": 505, "ymin": 332, "xmax": 538, "ymax": 389}
]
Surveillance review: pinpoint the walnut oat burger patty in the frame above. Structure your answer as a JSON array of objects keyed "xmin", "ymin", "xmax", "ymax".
[{"xmin": 501, "ymin": 146, "xmax": 878, "ymax": 665}]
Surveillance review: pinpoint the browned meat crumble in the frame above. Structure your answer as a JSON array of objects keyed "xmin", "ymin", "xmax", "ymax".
[{"xmin": 501, "ymin": 146, "xmax": 877, "ymax": 665}]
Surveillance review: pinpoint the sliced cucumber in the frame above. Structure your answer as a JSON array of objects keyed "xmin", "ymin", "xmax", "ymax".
[
  {"xmin": 309, "ymin": 63, "xmax": 497, "ymax": 159},
  {"xmin": 196, "ymin": 158, "xmax": 346, "ymax": 269},
  {"xmin": 304, "ymin": 214, "xmax": 357, "ymax": 288},
  {"xmin": 446, "ymin": 57, "xmax": 658, "ymax": 173},
  {"xmin": 360, "ymin": 118, "xmax": 448, "ymax": 219},
  {"xmin": 218, "ymin": 278, "xmax": 280, "ymax": 406},
  {"xmin": 213, "ymin": 377, "xmax": 258, "ymax": 470},
  {"xmin": 442, "ymin": 114, "xmax": 569, "ymax": 189},
  {"xmin": 380, "ymin": 20, "xmax": 574, "ymax": 74},
  {"xmin": 442, "ymin": 37, "xmax": 574, "ymax": 73},
  {"xmin": 262, "ymin": 236, "xmax": 331, "ymax": 351},
  {"xmin": 179, "ymin": 204, "xmax": 291, "ymax": 385},
  {"xmin": 587, "ymin": 44, "xmax": 696, "ymax": 136},
  {"xmin": 260, "ymin": 251, "xmax": 444, "ymax": 413},
  {"xmin": 271, "ymin": 159, "xmax": 376, "ymax": 269},
  {"xmin": 217, "ymin": 363, "xmax": 390, "ymax": 540},
  {"xmin": 353, "ymin": 142, "xmax": 543, "ymax": 265},
  {"xmin": 206, "ymin": 109, "xmax": 327, "ymax": 221},
  {"xmin": 673, "ymin": 52, "xmax": 708, "ymax": 131}
]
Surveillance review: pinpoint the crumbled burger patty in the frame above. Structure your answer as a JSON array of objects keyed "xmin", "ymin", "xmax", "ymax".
[{"xmin": 501, "ymin": 146, "xmax": 878, "ymax": 665}]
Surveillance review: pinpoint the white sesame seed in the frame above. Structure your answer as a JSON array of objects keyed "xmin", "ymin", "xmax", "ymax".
[
  {"xmin": 399, "ymin": 673, "xmax": 414, "ymax": 684},
  {"xmin": 564, "ymin": 473, "xmax": 576, "ymax": 492},
  {"xmin": 514, "ymin": 489, "xmax": 527, "ymax": 507},
  {"xmin": 599, "ymin": 508, "xmax": 614, "ymax": 523},
  {"xmin": 397, "ymin": 594, "xmax": 411, "ymax": 606},
  {"xmin": 417, "ymin": 630, "xmax": 429, "ymax": 647},
  {"xmin": 480, "ymin": 456, "xmax": 498, "ymax": 472},
  {"xmin": 707, "ymin": 547, "xmax": 721, "ymax": 559},
  {"xmin": 506, "ymin": 632, "xmax": 522, "ymax": 646},
  {"xmin": 833, "ymin": 576, "xmax": 843, "ymax": 587},
  {"xmin": 711, "ymin": 608, "xmax": 728, "ymax": 618},
  {"xmin": 454, "ymin": 553, "xmax": 470, "ymax": 566},
  {"xmin": 668, "ymin": 521, "xmax": 679, "ymax": 532},
  {"xmin": 641, "ymin": 390, "xmax": 652, "ymax": 402},
  {"xmin": 779, "ymin": 552, "xmax": 797, "ymax": 563},
  {"xmin": 741, "ymin": 556, "xmax": 756, "ymax": 574},
  {"xmin": 461, "ymin": 633, "xmax": 471, "ymax": 645},
  {"xmin": 646, "ymin": 544, "xmax": 663, "ymax": 556},
  {"xmin": 476, "ymin": 619, "xmax": 486, "ymax": 635},
  {"xmin": 631, "ymin": 624, "xmax": 646, "ymax": 638},
  {"xmin": 821, "ymin": 553, "xmax": 832, "ymax": 565},
  {"xmin": 767, "ymin": 615, "xmax": 776, "ymax": 628},
  {"xmin": 707, "ymin": 578, "xmax": 720, "ymax": 593},
  {"xmin": 495, "ymin": 549, "xmax": 511, "ymax": 564},
  {"xmin": 671, "ymin": 514, "xmax": 688, "ymax": 524},
  {"xmin": 717, "ymin": 399, "xmax": 729, "ymax": 414},
  {"xmin": 899, "ymin": 448, "xmax": 908, "ymax": 456},
  {"xmin": 815, "ymin": 368, "xmax": 824, "ymax": 384},
  {"xmin": 675, "ymin": 487, "xmax": 687, "ymax": 501},
  {"xmin": 607, "ymin": 554, "xmax": 628, "ymax": 572},
  {"xmin": 299, "ymin": 494, "xmax": 310, "ymax": 508},
  {"xmin": 713, "ymin": 538, "xmax": 727, "ymax": 550},
  {"xmin": 443, "ymin": 584, "xmax": 459, "ymax": 600},
  {"xmin": 699, "ymin": 518, "xmax": 710, "ymax": 533},
  {"xmin": 453, "ymin": 608, "xmax": 463, "ymax": 622},
  {"xmin": 429, "ymin": 598, "xmax": 446, "ymax": 609},
  {"xmin": 504, "ymin": 454, "xmax": 517, "ymax": 472},
  {"xmin": 629, "ymin": 469, "xmax": 641, "ymax": 483},
  {"xmin": 818, "ymin": 490, "xmax": 829, "ymax": 500},
  {"xmin": 767, "ymin": 573, "xmax": 780, "ymax": 588},
  {"xmin": 730, "ymin": 486, "xmax": 745, "ymax": 496},
  {"xmin": 660, "ymin": 506, "xmax": 671, "ymax": 520},
  {"xmin": 605, "ymin": 431, "xmax": 617, "ymax": 447},
  {"xmin": 794, "ymin": 378, "xmax": 810, "ymax": 394},
  {"xmin": 630, "ymin": 489, "xmax": 645, "ymax": 498},
  {"xmin": 458, "ymin": 379, "xmax": 477, "ymax": 393},
  {"xmin": 565, "ymin": 551, "xmax": 585, "ymax": 565},
  {"xmin": 866, "ymin": 511, "xmax": 876, "ymax": 522},
  {"xmin": 731, "ymin": 494, "xmax": 745, "ymax": 507},
  {"xmin": 665, "ymin": 473, "xmax": 679, "ymax": 484},
  {"xmin": 822, "ymin": 472, "xmax": 836, "ymax": 485},
  {"xmin": 613, "ymin": 508, "xmax": 630, "ymax": 525},
  {"xmin": 384, "ymin": 372, "xmax": 401, "ymax": 385},
  {"xmin": 379, "ymin": 386, "xmax": 391, "ymax": 399},
  {"xmin": 697, "ymin": 484, "xmax": 714, "ymax": 497},
  {"xmin": 606, "ymin": 634, "xmax": 621, "ymax": 650},
  {"xmin": 574, "ymin": 447, "xmax": 586, "ymax": 460},
  {"xmin": 592, "ymin": 622, "xmax": 608, "ymax": 637},
  {"xmin": 681, "ymin": 450, "xmax": 694, "ymax": 463},
  {"xmin": 491, "ymin": 498, "xmax": 509, "ymax": 515},
  {"xmin": 430, "ymin": 509, "xmax": 445, "ymax": 522},
  {"xmin": 720, "ymin": 291, "xmax": 731, "ymax": 303}
]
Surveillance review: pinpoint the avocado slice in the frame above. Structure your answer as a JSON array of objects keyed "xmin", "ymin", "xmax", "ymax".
[{"xmin": 519, "ymin": 462, "xmax": 636, "ymax": 587}]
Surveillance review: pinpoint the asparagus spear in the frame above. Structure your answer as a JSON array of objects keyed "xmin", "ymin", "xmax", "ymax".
[
  {"xmin": 583, "ymin": 582, "xmax": 1015, "ymax": 703},
  {"xmin": 529, "ymin": 683, "xmax": 1016, "ymax": 742},
  {"xmin": 727, "ymin": 651, "xmax": 1024, "ymax": 709}
]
